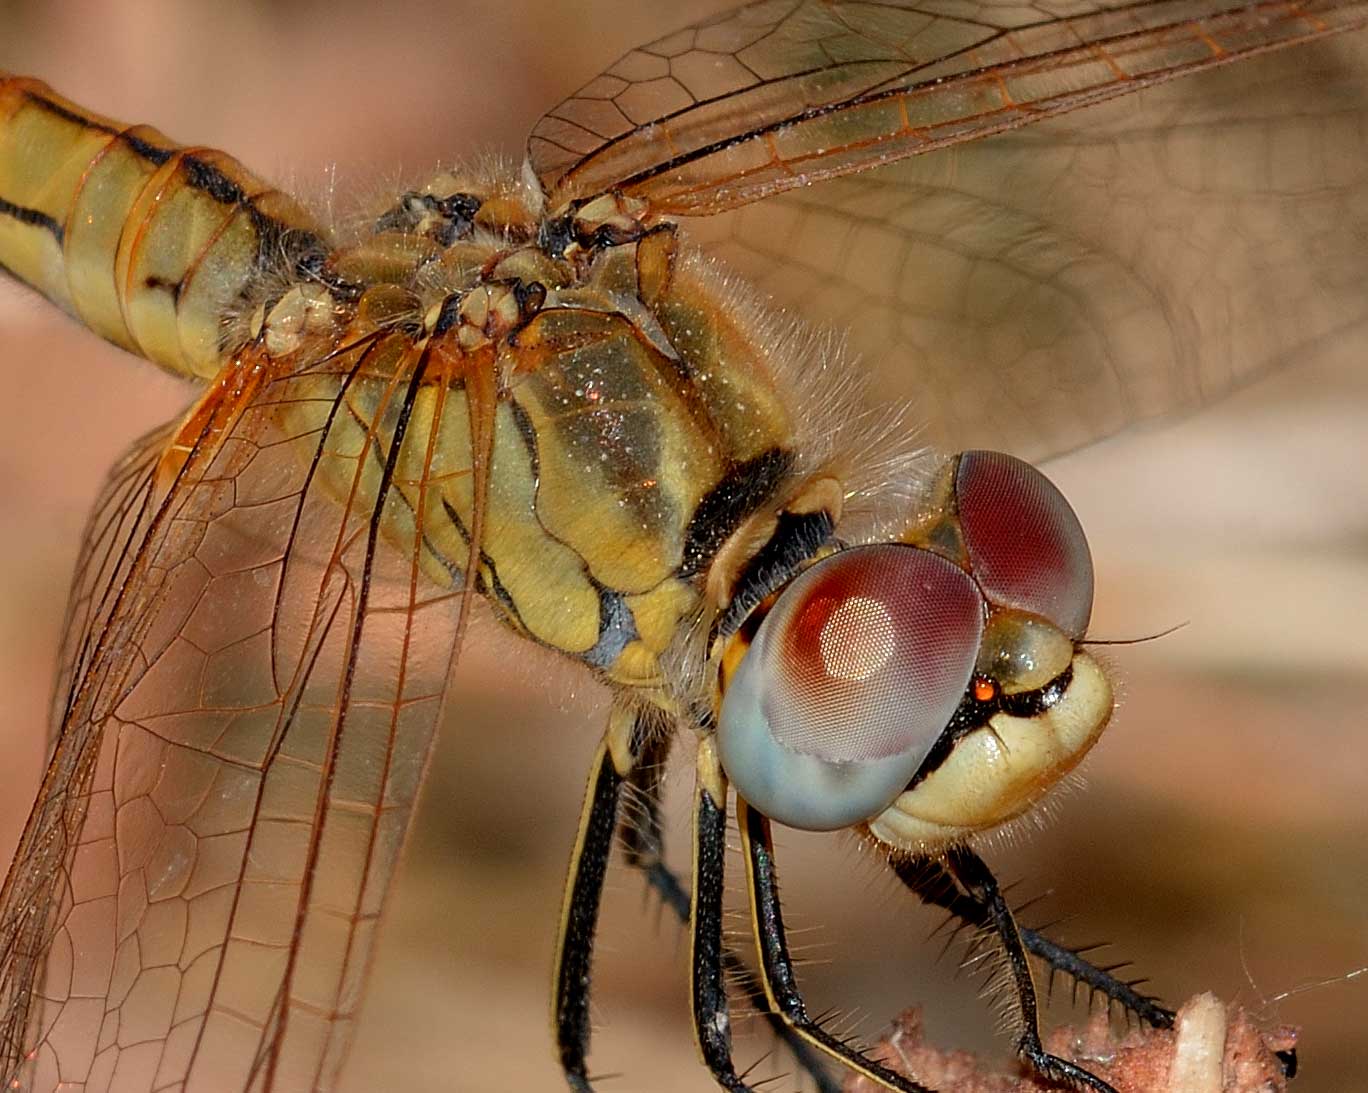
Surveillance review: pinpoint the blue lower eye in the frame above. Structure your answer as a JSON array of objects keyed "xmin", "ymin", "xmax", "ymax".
[
  {"xmin": 718, "ymin": 655, "xmax": 929, "ymax": 830},
  {"xmin": 716, "ymin": 544, "xmax": 983, "ymax": 831}
]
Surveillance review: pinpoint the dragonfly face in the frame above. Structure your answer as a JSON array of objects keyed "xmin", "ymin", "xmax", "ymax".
[
  {"xmin": 2, "ymin": 2, "xmax": 1368, "ymax": 1093},
  {"xmin": 713, "ymin": 451, "xmax": 1109, "ymax": 842}
]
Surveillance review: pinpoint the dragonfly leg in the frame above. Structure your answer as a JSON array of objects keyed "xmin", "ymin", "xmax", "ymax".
[
  {"xmin": 692, "ymin": 743, "xmax": 935, "ymax": 1093},
  {"xmin": 941, "ymin": 847, "xmax": 1121, "ymax": 1093},
  {"xmin": 618, "ymin": 737, "xmax": 841, "ymax": 1093},
  {"xmin": 554, "ymin": 713, "xmax": 841, "ymax": 1093},
  {"xmin": 552, "ymin": 707, "xmax": 643, "ymax": 1092},
  {"xmin": 890, "ymin": 855, "xmax": 1175, "ymax": 1030},
  {"xmin": 689, "ymin": 739, "xmax": 755, "ymax": 1092}
]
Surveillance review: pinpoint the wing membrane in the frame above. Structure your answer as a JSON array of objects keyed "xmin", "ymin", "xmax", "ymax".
[
  {"xmin": 683, "ymin": 34, "xmax": 1368, "ymax": 460},
  {"xmin": 529, "ymin": 0, "xmax": 1368, "ymax": 216},
  {"xmin": 48, "ymin": 423, "xmax": 179, "ymax": 750},
  {"xmin": 0, "ymin": 333, "xmax": 468, "ymax": 1091}
]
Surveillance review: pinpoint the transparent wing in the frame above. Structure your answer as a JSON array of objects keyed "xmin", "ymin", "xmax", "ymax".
[
  {"xmin": 47, "ymin": 422, "xmax": 179, "ymax": 751},
  {"xmin": 0, "ymin": 332, "xmax": 468, "ymax": 1092},
  {"xmin": 682, "ymin": 31, "xmax": 1368, "ymax": 460},
  {"xmin": 528, "ymin": 0, "xmax": 1368, "ymax": 217}
]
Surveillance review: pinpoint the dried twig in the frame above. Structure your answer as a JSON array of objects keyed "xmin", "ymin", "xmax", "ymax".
[{"xmin": 844, "ymin": 994, "xmax": 1297, "ymax": 1093}]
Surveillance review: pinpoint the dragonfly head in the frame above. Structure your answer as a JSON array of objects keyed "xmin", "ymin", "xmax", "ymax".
[{"xmin": 714, "ymin": 451, "xmax": 1113, "ymax": 851}]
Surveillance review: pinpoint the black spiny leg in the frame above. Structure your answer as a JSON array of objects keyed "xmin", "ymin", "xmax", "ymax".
[
  {"xmin": 690, "ymin": 742, "xmax": 750, "ymax": 1092},
  {"xmin": 896, "ymin": 855, "xmax": 1300, "ymax": 1081},
  {"xmin": 619, "ymin": 739, "xmax": 841, "ymax": 1093},
  {"xmin": 737, "ymin": 802, "xmax": 937, "ymax": 1093},
  {"xmin": 943, "ymin": 847, "xmax": 1120, "ymax": 1093},
  {"xmin": 891, "ymin": 855, "xmax": 1174, "ymax": 1029},
  {"xmin": 553, "ymin": 729, "xmax": 632, "ymax": 1092}
]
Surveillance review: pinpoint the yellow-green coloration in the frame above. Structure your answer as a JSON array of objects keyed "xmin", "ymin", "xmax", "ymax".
[
  {"xmin": 0, "ymin": 76, "xmax": 320, "ymax": 379},
  {"xmin": 0, "ymin": 74, "xmax": 807, "ymax": 701}
]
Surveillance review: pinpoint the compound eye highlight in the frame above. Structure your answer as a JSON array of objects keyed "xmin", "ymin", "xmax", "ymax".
[
  {"xmin": 956, "ymin": 450, "xmax": 1095, "ymax": 638},
  {"xmin": 717, "ymin": 544, "xmax": 983, "ymax": 831}
]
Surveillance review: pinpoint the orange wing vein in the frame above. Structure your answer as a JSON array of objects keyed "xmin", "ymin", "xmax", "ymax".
[
  {"xmin": 682, "ymin": 34, "xmax": 1368, "ymax": 461},
  {"xmin": 529, "ymin": 0, "xmax": 1368, "ymax": 216},
  {"xmin": 0, "ymin": 331, "xmax": 467, "ymax": 1092}
]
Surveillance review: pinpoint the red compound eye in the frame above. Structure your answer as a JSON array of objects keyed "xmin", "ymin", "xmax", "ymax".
[
  {"xmin": 955, "ymin": 451, "xmax": 1095, "ymax": 638},
  {"xmin": 717, "ymin": 544, "xmax": 984, "ymax": 831}
]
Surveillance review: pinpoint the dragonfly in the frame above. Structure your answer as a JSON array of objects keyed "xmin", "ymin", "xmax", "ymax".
[{"xmin": 0, "ymin": 2, "xmax": 1362, "ymax": 1093}]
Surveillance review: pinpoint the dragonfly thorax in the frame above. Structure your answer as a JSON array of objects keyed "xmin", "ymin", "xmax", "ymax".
[{"xmin": 232, "ymin": 184, "xmax": 855, "ymax": 713}]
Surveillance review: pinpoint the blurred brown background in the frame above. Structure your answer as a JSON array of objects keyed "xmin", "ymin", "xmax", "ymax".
[{"xmin": 1, "ymin": 1, "xmax": 1365, "ymax": 1090}]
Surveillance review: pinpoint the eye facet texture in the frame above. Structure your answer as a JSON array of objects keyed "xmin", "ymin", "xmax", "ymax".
[
  {"xmin": 717, "ymin": 545, "xmax": 983, "ymax": 830},
  {"xmin": 956, "ymin": 450, "xmax": 1095, "ymax": 637},
  {"xmin": 718, "ymin": 453, "xmax": 1097, "ymax": 832}
]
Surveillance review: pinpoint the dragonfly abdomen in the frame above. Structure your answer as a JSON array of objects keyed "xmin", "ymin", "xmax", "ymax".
[{"xmin": 0, "ymin": 75, "xmax": 324, "ymax": 380}]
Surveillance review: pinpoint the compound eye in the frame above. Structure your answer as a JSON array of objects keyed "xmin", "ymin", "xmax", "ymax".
[
  {"xmin": 955, "ymin": 451, "xmax": 1095, "ymax": 638},
  {"xmin": 717, "ymin": 544, "xmax": 983, "ymax": 831}
]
